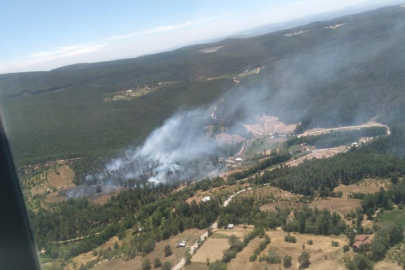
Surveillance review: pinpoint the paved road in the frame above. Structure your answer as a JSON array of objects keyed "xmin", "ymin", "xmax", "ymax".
[{"xmin": 298, "ymin": 122, "xmax": 390, "ymax": 138}]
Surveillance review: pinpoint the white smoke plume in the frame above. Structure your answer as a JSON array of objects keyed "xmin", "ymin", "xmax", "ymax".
[{"xmin": 89, "ymin": 107, "xmax": 223, "ymax": 185}]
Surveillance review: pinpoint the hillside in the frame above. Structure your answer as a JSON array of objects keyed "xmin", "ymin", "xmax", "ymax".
[{"xmin": 2, "ymin": 4, "xmax": 405, "ymax": 163}]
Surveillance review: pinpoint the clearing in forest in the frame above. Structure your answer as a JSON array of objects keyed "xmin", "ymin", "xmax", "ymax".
[
  {"xmin": 309, "ymin": 197, "xmax": 361, "ymax": 216},
  {"xmin": 47, "ymin": 165, "xmax": 75, "ymax": 188},
  {"xmin": 333, "ymin": 179, "xmax": 389, "ymax": 198}
]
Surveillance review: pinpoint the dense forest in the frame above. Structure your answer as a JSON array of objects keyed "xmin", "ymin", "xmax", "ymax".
[
  {"xmin": 2, "ymin": 5, "xmax": 405, "ymax": 165},
  {"xmin": 285, "ymin": 127, "xmax": 387, "ymax": 149}
]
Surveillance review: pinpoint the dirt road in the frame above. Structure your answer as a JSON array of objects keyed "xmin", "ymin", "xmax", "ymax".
[
  {"xmin": 173, "ymin": 187, "xmax": 252, "ymax": 270},
  {"xmin": 298, "ymin": 122, "xmax": 390, "ymax": 138}
]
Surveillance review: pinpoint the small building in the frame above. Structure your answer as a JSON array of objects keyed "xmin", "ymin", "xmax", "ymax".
[
  {"xmin": 177, "ymin": 241, "xmax": 186, "ymax": 247},
  {"xmin": 353, "ymin": 235, "xmax": 372, "ymax": 251},
  {"xmin": 228, "ymin": 224, "xmax": 234, "ymax": 229},
  {"xmin": 352, "ymin": 142, "xmax": 359, "ymax": 147},
  {"xmin": 235, "ymin": 158, "xmax": 244, "ymax": 162},
  {"xmin": 202, "ymin": 196, "xmax": 211, "ymax": 203}
]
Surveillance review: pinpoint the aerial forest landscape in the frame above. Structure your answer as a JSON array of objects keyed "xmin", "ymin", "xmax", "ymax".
[{"xmin": 2, "ymin": 2, "xmax": 405, "ymax": 270}]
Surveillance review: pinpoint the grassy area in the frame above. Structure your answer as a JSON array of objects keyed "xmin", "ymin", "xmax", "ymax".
[
  {"xmin": 210, "ymin": 233, "xmax": 231, "ymax": 239},
  {"xmin": 378, "ymin": 208, "xmax": 405, "ymax": 227}
]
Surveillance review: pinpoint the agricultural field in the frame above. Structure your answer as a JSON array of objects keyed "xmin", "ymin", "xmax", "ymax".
[
  {"xmin": 249, "ymin": 229, "xmax": 348, "ymax": 270},
  {"xmin": 227, "ymin": 237, "xmax": 262, "ymax": 269},
  {"xmin": 191, "ymin": 226, "xmax": 252, "ymax": 264}
]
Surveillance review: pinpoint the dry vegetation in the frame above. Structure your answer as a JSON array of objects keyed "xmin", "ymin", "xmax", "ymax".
[
  {"xmin": 48, "ymin": 165, "xmax": 75, "ymax": 188},
  {"xmin": 334, "ymin": 178, "xmax": 390, "ymax": 198},
  {"xmin": 66, "ymin": 236, "xmax": 123, "ymax": 270},
  {"xmin": 249, "ymin": 229, "xmax": 348, "ymax": 270},
  {"xmin": 309, "ymin": 197, "xmax": 362, "ymax": 217},
  {"xmin": 191, "ymin": 226, "xmax": 253, "ymax": 264}
]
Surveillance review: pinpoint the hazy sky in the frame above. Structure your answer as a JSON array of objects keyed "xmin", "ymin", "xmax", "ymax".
[{"xmin": 0, "ymin": 0, "xmax": 398, "ymax": 74}]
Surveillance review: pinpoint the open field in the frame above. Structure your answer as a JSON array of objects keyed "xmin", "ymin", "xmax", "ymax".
[
  {"xmin": 47, "ymin": 165, "xmax": 75, "ymax": 188},
  {"xmin": 92, "ymin": 228, "xmax": 204, "ymax": 270},
  {"xmin": 378, "ymin": 208, "xmax": 405, "ymax": 228},
  {"xmin": 191, "ymin": 226, "xmax": 253, "ymax": 264},
  {"xmin": 191, "ymin": 238, "xmax": 229, "ymax": 263},
  {"xmin": 66, "ymin": 236, "xmax": 123, "ymax": 270},
  {"xmin": 227, "ymin": 237, "xmax": 262, "ymax": 269},
  {"xmin": 309, "ymin": 197, "xmax": 362, "ymax": 216},
  {"xmin": 239, "ymin": 185, "xmax": 295, "ymax": 201},
  {"xmin": 334, "ymin": 178, "xmax": 389, "ymax": 198},
  {"xmin": 248, "ymin": 229, "xmax": 348, "ymax": 270},
  {"xmin": 374, "ymin": 261, "xmax": 404, "ymax": 270}
]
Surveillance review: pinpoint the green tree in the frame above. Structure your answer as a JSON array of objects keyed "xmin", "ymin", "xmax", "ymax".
[
  {"xmin": 185, "ymin": 251, "xmax": 192, "ymax": 265},
  {"xmin": 142, "ymin": 259, "xmax": 152, "ymax": 270},
  {"xmin": 283, "ymin": 255, "xmax": 293, "ymax": 268},
  {"xmin": 162, "ymin": 261, "xmax": 172, "ymax": 270},
  {"xmin": 266, "ymin": 250, "xmax": 281, "ymax": 264},
  {"xmin": 164, "ymin": 245, "xmax": 172, "ymax": 257},
  {"xmin": 345, "ymin": 254, "xmax": 373, "ymax": 270},
  {"xmin": 228, "ymin": 235, "xmax": 243, "ymax": 251},
  {"xmin": 154, "ymin": 258, "xmax": 162, "ymax": 268},
  {"xmin": 298, "ymin": 251, "xmax": 310, "ymax": 269},
  {"xmin": 142, "ymin": 239, "xmax": 155, "ymax": 254},
  {"xmin": 209, "ymin": 260, "xmax": 227, "ymax": 270}
]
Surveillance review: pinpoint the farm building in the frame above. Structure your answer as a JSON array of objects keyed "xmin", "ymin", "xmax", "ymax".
[{"xmin": 353, "ymin": 235, "xmax": 372, "ymax": 251}]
